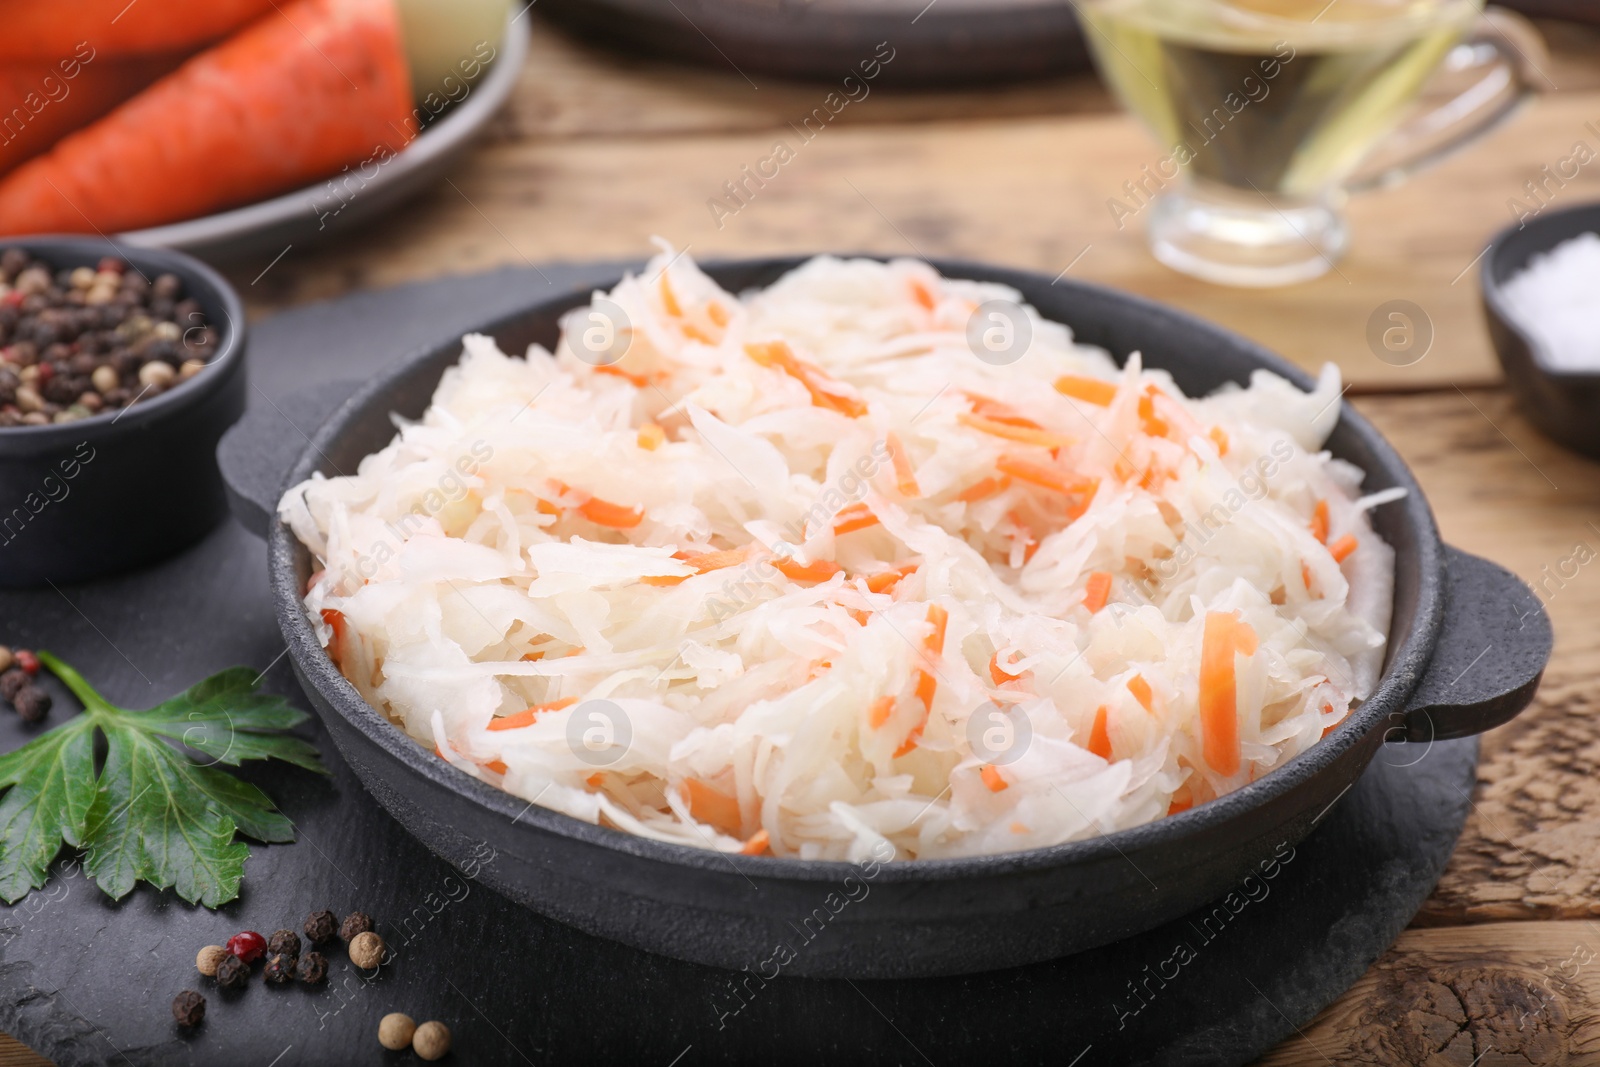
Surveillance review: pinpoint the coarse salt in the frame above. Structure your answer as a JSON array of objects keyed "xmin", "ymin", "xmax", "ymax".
[{"xmin": 1500, "ymin": 232, "xmax": 1600, "ymax": 373}]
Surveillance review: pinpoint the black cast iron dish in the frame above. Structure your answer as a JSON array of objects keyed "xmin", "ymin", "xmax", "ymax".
[
  {"xmin": 233, "ymin": 257, "xmax": 1550, "ymax": 980},
  {"xmin": 1482, "ymin": 200, "xmax": 1600, "ymax": 458},
  {"xmin": 0, "ymin": 236, "xmax": 245, "ymax": 589}
]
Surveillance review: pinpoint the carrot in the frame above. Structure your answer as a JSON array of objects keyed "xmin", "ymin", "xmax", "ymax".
[
  {"xmin": 683, "ymin": 779, "xmax": 742, "ymax": 835},
  {"xmin": 596, "ymin": 364, "xmax": 651, "ymax": 387},
  {"xmin": 740, "ymin": 829, "xmax": 772, "ymax": 856},
  {"xmin": 680, "ymin": 546, "xmax": 753, "ymax": 573},
  {"xmin": 1208, "ymin": 427, "xmax": 1229, "ymax": 456},
  {"xmin": 956, "ymin": 475, "xmax": 1011, "ymax": 503},
  {"xmin": 867, "ymin": 695, "xmax": 895, "ymax": 730},
  {"xmin": 0, "ymin": 0, "xmax": 277, "ymax": 59},
  {"xmin": 988, "ymin": 651, "xmax": 1021, "ymax": 686},
  {"xmin": 1199, "ymin": 612, "xmax": 1256, "ymax": 776},
  {"xmin": 640, "ymin": 574, "xmax": 689, "ymax": 587},
  {"xmin": 913, "ymin": 604, "xmax": 948, "ymax": 713},
  {"xmin": 1301, "ymin": 560, "xmax": 1313, "ymax": 592},
  {"xmin": 1054, "ymin": 375, "xmax": 1117, "ymax": 406},
  {"xmin": 1167, "ymin": 791, "xmax": 1194, "ymax": 816},
  {"xmin": 909, "ymin": 277, "xmax": 937, "ymax": 311},
  {"xmin": 0, "ymin": 0, "xmax": 413, "ymax": 236},
  {"xmin": 319, "ymin": 607, "xmax": 348, "ymax": 668},
  {"xmin": 864, "ymin": 562, "xmax": 917, "ymax": 595},
  {"xmin": 980, "ymin": 765, "xmax": 1009, "ymax": 792},
  {"xmin": 744, "ymin": 341, "xmax": 867, "ymax": 418},
  {"xmin": 996, "ymin": 454, "xmax": 1095, "ymax": 498},
  {"xmin": 832, "ymin": 503, "xmax": 879, "ymax": 536},
  {"xmin": 1138, "ymin": 391, "xmax": 1170, "ymax": 438},
  {"xmin": 958, "ymin": 412, "xmax": 1075, "ymax": 450},
  {"xmin": 483, "ymin": 759, "xmax": 509, "ymax": 775},
  {"xmin": 637, "ymin": 422, "xmax": 666, "ymax": 450},
  {"xmin": 1310, "ymin": 499, "xmax": 1330, "ymax": 543},
  {"xmin": 1083, "ymin": 571, "xmax": 1113, "ymax": 613},
  {"xmin": 658, "ymin": 272, "xmax": 683, "ymax": 317},
  {"xmin": 706, "ymin": 301, "xmax": 730, "ymax": 328},
  {"xmin": 774, "ymin": 557, "xmax": 842, "ymax": 583},
  {"xmin": 1127, "ymin": 674, "xmax": 1154, "ymax": 713},
  {"xmin": 486, "ymin": 697, "xmax": 579, "ymax": 732},
  {"xmin": 1329, "ymin": 534, "xmax": 1358, "ymax": 563},
  {"xmin": 885, "ymin": 431, "xmax": 920, "ymax": 497},
  {"xmin": 578, "ymin": 497, "xmax": 645, "ymax": 529},
  {"xmin": 963, "ymin": 393, "xmax": 1043, "ymax": 429},
  {"xmin": 585, "ymin": 772, "xmax": 605, "ymax": 787},
  {"xmin": 1086, "ymin": 705, "xmax": 1112, "ymax": 760},
  {"xmin": 0, "ymin": 53, "xmax": 187, "ymax": 178}
]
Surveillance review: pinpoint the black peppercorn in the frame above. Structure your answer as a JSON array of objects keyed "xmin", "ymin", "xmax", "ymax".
[
  {"xmin": 266, "ymin": 929, "xmax": 301, "ymax": 959},
  {"xmin": 296, "ymin": 951, "xmax": 327, "ymax": 985},
  {"xmin": 263, "ymin": 952, "xmax": 295, "ymax": 985},
  {"xmin": 338, "ymin": 911, "xmax": 373, "ymax": 942},
  {"xmin": 303, "ymin": 909, "xmax": 337, "ymax": 944},
  {"xmin": 13, "ymin": 686, "xmax": 50, "ymax": 723},
  {"xmin": 0, "ymin": 668, "xmax": 27, "ymax": 701},
  {"xmin": 171, "ymin": 989, "xmax": 205, "ymax": 1027},
  {"xmin": 214, "ymin": 953, "xmax": 249, "ymax": 990}
]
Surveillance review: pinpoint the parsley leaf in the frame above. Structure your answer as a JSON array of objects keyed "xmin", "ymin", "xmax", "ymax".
[{"xmin": 0, "ymin": 653, "xmax": 326, "ymax": 908}]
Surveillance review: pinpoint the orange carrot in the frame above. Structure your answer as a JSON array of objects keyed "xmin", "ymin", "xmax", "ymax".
[
  {"xmin": 956, "ymin": 475, "xmax": 1011, "ymax": 503},
  {"xmin": 1087, "ymin": 705, "xmax": 1112, "ymax": 760},
  {"xmin": 913, "ymin": 604, "xmax": 948, "ymax": 714},
  {"xmin": 774, "ymin": 557, "xmax": 842, "ymax": 583},
  {"xmin": 740, "ymin": 829, "xmax": 772, "ymax": 856},
  {"xmin": 864, "ymin": 563, "xmax": 917, "ymax": 595},
  {"xmin": 640, "ymin": 574, "xmax": 689, "ymax": 587},
  {"xmin": 1167, "ymin": 792, "xmax": 1194, "ymax": 816},
  {"xmin": 885, "ymin": 431, "xmax": 920, "ymax": 497},
  {"xmin": 706, "ymin": 301, "xmax": 730, "ymax": 327},
  {"xmin": 744, "ymin": 341, "xmax": 867, "ymax": 418},
  {"xmin": 319, "ymin": 608, "xmax": 348, "ymax": 668},
  {"xmin": 1301, "ymin": 560, "xmax": 1313, "ymax": 592},
  {"xmin": 486, "ymin": 697, "xmax": 579, "ymax": 732},
  {"xmin": 909, "ymin": 277, "xmax": 937, "ymax": 311},
  {"xmin": 980, "ymin": 765, "xmax": 1009, "ymax": 792},
  {"xmin": 578, "ymin": 497, "xmax": 645, "ymax": 529},
  {"xmin": 658, "ymin": 272, "xmax": 683, "ymax": 317},
  {"xmin": 1138, "ymin": 391, "xmax": 1170, "ymax": 438},
  {"xmin": 957, "ymin": 412, "xmax": 1075, "ymax": 450},
  {"xmin": 0, "ymin": 0, "xmax": 414, "ymax": 236},
  {"xmin": 867, "ymin": 696, "xmax": 895, "ymax": 730},
  {"xmin": 1199, "ymin": 612, "xmax": 1256, "ymax": 776},
  {"xmin": 1054, "ymin": 375, "xmax": 1117, "ymax": 406},
  {"xmin": 988, "ymin": 651, "xmax": 1021, "ymax": 686},
  {"xmin": 1083, "ymin": 571, "xmax": 1113, "ymax": 613},
  {"xmin": 1127, "ymin": 674, "xmax": 1154, "ymax": 713},
  {"xmin": 679, "ymin": 546, "xmax": 752, "ymax": 573},
  {"xmin": 996, "ymin": 455, "xmax": 1096, "ymax": 500},
  {"xmin": 683, "ymin": 779, "xmax": 742, "ymax": 835},
  {"xmin": 0, "ymin": 53, "xmax": 186, "ymax": 178},
  {"xmin": 1310, "ymin": 499, "xmax": 1330, "ymax": 543},
  {"xmin": 637, "ymin": 422, "xmax": 666, "ymax": 451},
  {"xmin": 585, "ymin": 772, "xmax": 605, "ymax": 787},
  {"xmin": 483, "ymin": 759, "xmax": 509, "ymax": 775},
  {"xmin": 595, "ymin": 364, "xmax": 651, "ymax": 387},
  {"xmin": 1208, "ymin": 427, "xmax": 1229, "ymax": 456},
  {"xmin": 1329, "ymin": 534, "xmax": 1358, "ymax": 563},
  {"xmin": 963, "ymin": 393, "xmax": 1043, "ymax": 429},
  {"xmin": 0, "ymin": 0, "xmax": 276, "ymax": 60},
  {"xmin": 832, "ymin": 503, "xmax": 879, "ymax": 536}
]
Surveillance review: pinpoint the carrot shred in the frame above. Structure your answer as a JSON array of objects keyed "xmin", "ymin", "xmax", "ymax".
[
  {"xmin": 744, "ymin": 340, "xmax": 867, "ymax": 418},
  {"xmin": 832, "ymin": 503, "xmax": 880, "ymax": 536},
  {"xmin": 774, "ymin": 557, "xmax": 843, "ymax": 583},
  {"xmin": 963, "ymin": 393, "xmax": 1044, "ymax": 429},
  {"xmin": 1138, "ymin": 392, "xmax": 1170, "ymax": 438},
  {"xmin": 483, "ymin": 759, "xmax": 509, "ymax": 775},
  {"xmin": 1087, "ymin": 705, "xmax": 1112, "ymax": 759},
  {"xmin": 637, "ymin": 422, "xmax": 666, "ymax": 450},
  {"xmin": 681, "ymin": 546, "xmax": 753, "ymax": 573},
  {"xmin": 521, "ymin": 650, "xmax": 546, "ymax": 662},
  {"xmin": 885, "ymin": 431, "xmax": 921, "ymax": 497},
  {"xmin": 640, "ymin": 574, "xmax": 690, "ymax": 587},
  {"xmin": 536, "ymin": 497, "xmax": 564, "ymax": 516},
  {"xmin": 487, "ymin": 697, "xmax": 579, "ymax": 732},
  {"xmin": 864, "ymin": 563, "xmax": 917, "ymax": 595},
  {"xmin": 980, "ymin": 765, "xmax": 1009, "ymax": 792},
  {"xmin": 1208, "ymin": 427, "xmax": 1229, "ymax": 456},
  {"xmin": 1054, "ymin": 375, "xmax": 1117, "ymax": 406},
  {"xmin": 740, "ymin": 829, "xmax": 772, "ymax": 856},
  {"xmin": 594, "ymin": 363, "xmax": 650, "ymax": 387},
  {"xmin": 681, "ymin": 322, "xmax": 715, "ymax": 344},
  {"xmin": 683, "ymin": 779, "xmax": 742, "ymax": 835},
  {"xmin": 996, "ymin": 454, "xmax": 1073, "ymax": 493},
  {"xmin": 956, "ymin": 475, "xmax": 1011, "ymax": 503},
  {"xmin": 578, "ymin": 497, "xmax": 644, "ymax": 529},
  {"xmin": 1127, "ymin": 674, "xmax": 1154, "ymax": 713},
  {"xmin": 1329, "ymin": 534, "xmax": 1358, "ymax": 563},
  {"xmin": 988, "ymin": 651, "xmax": 1022, "ymax": 686},
  {"xmin": 706, "ymin": 301, "xmax": 730, "ymax": 328},
  {"xmin": 1167, "ymin": 793, "xmax": 1194, "ymax": 816},
  {"xmin": 659, "ymin": 272, "xmax": 682, "ymax": 317},
  {"xmin": 1310, "ymin": 499, "xmax": 1330, "ymax": 543},
  {"xmin": 1301, "ymin": 560, "xmax": 1314, "ymax": 592},
  {"xmin": 1083, "ymin": 571, "xmax": 1113, "ymax": 613},
  {"xmin": 867, "ymin": 695, "xmax": 895, "ymax": 730},
  {"xmin": 586, "ymin": 772, "xmax": 605, "ymax": 787},
  {"xmin": 910, "ymin": 277, "xmax": 937, "ymax": 311},
  {"xmin": 957, "ymin": 412, "xmax": 1075, "ymax": 450},
  {"xmin": 1199, "ymin": 612, "xmax": 1250, "ymax": 776},
  {"xmin": 892, "ymin": 729, "xmax": 922, "ymax": 759}
]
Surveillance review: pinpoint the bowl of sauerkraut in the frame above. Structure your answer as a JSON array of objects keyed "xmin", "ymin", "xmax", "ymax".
[{"xmin": 257, "ymin": 249, "xmax": 1549, "ymax": 977}]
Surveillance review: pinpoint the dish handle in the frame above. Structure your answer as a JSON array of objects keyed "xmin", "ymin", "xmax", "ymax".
[
  {"xmin": 216, "ymin": 382, "xmax": 358, "ymax": 539},
  {"xmin": 1395, "ymin": 544, "xmax": 1552, "ymax": 742}
]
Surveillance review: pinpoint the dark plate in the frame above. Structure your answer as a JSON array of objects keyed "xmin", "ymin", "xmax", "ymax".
[
  {"xmin": 226, "ymin": 255, "xmax": 1552, "ymax": 979},
  {"xmin": 1481, "ymin": 200, "xmax": 1600, "ymax": 457}
]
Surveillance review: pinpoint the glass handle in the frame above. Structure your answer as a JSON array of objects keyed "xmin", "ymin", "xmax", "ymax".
[{"xmin": 1344, "ymin": 6, "xmax": 1547, "ymax": 194}]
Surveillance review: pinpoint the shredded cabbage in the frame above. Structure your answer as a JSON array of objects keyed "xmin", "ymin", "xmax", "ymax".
[{"xmin": 281, "ymin": 246, "xmax": 1396, "ymax": 861}]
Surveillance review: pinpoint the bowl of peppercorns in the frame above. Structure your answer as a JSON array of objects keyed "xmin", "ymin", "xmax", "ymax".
[{"xmin": 0, "ymin": 236, "xmax": 245, "ymax": 587}]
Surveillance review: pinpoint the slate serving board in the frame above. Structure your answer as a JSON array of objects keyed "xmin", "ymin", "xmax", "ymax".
[{"xmin": 0, "ymin": 263, "xmax": 1478, "ymax": 1067}]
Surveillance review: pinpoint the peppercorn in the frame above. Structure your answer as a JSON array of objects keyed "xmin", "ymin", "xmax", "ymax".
[
  {"xmin": 195, "ymin": 945, "xmax": 227, "ymax": 977},
  {"xmin": 348, "ymin": 931, "xmax": 384, "ymax": 970},
  {"xmin": 226, "ymin": 930, "xmax": 266, "ymax": 963},
  {"xmin": 413, "ymin": 1020, "xmax": 451, "ymax": 1061},
  {"xmin": 13, "ymin": 687, "xmax": 49, "ymax": 723},
  {"xmin": 266, "ymin": 928, "xmax": 300, "ymax": 959},
  {"xmin": 214, "ymin": 954, "xmax": 249, "ymax": 991},
  {"xmin": 296, "ymin": 951, "xmax": 327, "ymax": 985},
  {"xmin": 0, "ymin": 668, "xmax": 27, "ymax": 701},
  {"xmin": 303, "ymin": 909, "xmax": 337, "ymax": 944},
  {"xmin": 378, "ymin": 1013, "xmax": 415, "ymax": 1051},
  {"xmin": 14, "ymin": 649, "xmax": 38, "ymax": 675},
  {"xmin": 170, "ymin": 990, "xmax": 205, "ymax": 1028},
  {"xmin": 263, "ymin": 952, "xmax": 295, "ymax": 985},
  {"xmin": 0, "ymin": 646, "xmax": 13, "ymax": 673},
  {"xmin": 338, "ymin": 911, "xmax": 373, "ymax": 942}
]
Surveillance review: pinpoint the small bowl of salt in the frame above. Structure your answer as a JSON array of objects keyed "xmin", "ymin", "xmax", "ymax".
[{"xmin": 1483, "ymin": 203, "xmax": 1600, "ymax": 457}]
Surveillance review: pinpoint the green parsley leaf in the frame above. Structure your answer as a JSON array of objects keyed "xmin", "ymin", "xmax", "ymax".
[{"xmin": 0, "ymin": 652, "xmax": 326, "ymax": 908}]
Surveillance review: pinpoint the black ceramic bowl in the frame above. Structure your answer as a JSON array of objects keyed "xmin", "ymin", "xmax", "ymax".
[
  {"xmin": 1482, "ymin": 202, "xmax": 1600, "ymax": 457},
  {"xmin": 0, "ymin": 236, "xmax": 246, "ymax": 588},
  {"xmin": 237, "ymin": 257, "xmax": 1550, "ymax": 979}
]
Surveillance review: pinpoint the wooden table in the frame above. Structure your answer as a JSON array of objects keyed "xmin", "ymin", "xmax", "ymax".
[{"xmin": 20, "ymin": 13, "xmax": 1600, "ymax": 1067}]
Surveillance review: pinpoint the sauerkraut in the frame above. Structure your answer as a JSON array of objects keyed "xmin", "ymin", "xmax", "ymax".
[{"xmin": 281, "ymin": 246, "xmax": 1397, "ymax": 861}]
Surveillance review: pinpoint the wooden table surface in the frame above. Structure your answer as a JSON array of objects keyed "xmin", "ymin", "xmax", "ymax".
[{"xmin": 19, "ymin": 12, "xmax": 1600, "ymax": 1067}]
